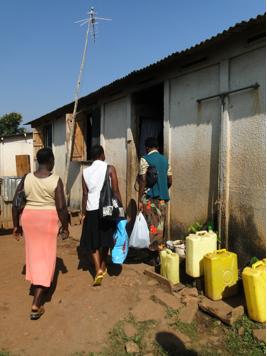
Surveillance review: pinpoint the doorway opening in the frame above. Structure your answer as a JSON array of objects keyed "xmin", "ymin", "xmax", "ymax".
[{"xmin": 134, "ymin": 84, "xmax": 164, "ymax": 159}]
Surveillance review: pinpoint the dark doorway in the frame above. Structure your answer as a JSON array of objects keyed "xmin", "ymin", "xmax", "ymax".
[
  {"xmin": 134, "ymin": 84, "xmax": 164, "ymax": 159},
  {"xmin": 86, "ymin": 107, "xmax": 101, "ymax": 160}
]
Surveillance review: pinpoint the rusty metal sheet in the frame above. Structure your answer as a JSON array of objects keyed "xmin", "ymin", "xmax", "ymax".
[{"xmin": 0, "ymin": 176, "xmax": 22, "ymax": 202}]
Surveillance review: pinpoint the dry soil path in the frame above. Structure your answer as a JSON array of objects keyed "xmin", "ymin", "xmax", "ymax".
[{"xmin": 0, "ymin": 228, "xmax": 159, "ymax": 355}]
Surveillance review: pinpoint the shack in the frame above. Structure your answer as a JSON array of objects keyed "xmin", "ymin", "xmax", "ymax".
[
  {"xmin": 0, "ymin": 132, "xmax": 33, "ymax": 228},
  {"xmin": 26, "ymin": 14, "xmax": 266, "ymax": 266}
]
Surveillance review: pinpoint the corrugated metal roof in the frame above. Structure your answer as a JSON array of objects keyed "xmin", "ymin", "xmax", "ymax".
[{"xmin": 26, "ymin": 13, "xmax": 266, "ymax": 126}]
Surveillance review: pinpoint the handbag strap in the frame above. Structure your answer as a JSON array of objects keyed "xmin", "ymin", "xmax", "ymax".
[
  {"xmin": 102, "ymin": 165, "xmax": 110, "ymax": 189},
  {"xmin": 20, "ymin": 173, "xmax": 28, "ymax": 190}
]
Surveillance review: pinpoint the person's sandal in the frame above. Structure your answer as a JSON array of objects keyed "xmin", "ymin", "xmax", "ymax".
[{"xmin": 30, "ymin": 305, "xmax": 45, "ymax": 320}]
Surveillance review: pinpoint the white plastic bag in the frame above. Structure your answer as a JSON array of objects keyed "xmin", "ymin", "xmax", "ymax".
[{"xmin": 129, "ymin": 213, "xmax": 150, "ymax": 249}]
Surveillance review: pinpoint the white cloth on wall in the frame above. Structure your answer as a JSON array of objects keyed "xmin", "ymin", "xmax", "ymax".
[{"xmin": 139, "ymin": 117, "xmax": 162, "ymax": 158}]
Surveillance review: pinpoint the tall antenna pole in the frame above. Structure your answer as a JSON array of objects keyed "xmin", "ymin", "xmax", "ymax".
[{"xmin": 63, "ymin": 7, "xmax": 111, "ymax": 199}]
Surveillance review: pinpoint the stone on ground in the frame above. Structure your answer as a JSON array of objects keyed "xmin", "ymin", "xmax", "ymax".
[
  {"xmin": 177, "ymin": 301, "xmax": 198, "ymax": 324},
  {"xmin": 147, "ymin": 279, "xmax": 159, "ymax": 286},
  {"xmin": 198, "ymin": 296, "xmax": 244, "ymax": 325},
  {"xmin": 125, "ymin": 341, "xmax": 139, "ymax": 353},
  {"xmin": 253, "ymin": 329, "xmax": 266, "ymax": 342},
  {"xmin": 176, "ymin": 287, "xmax": 198, "ymax": 298},
  {"xmin": 124, "ymin": 323, "xmax": 138, "ymax": 338},
  {"xmin": 238, "ymin": 326, "xmax": 245, "ymax": 336},
  {"xmin": 181, "ymin": 295, "xmax": 198, "ymax": 305},
  {"xmin": 152, "ymin": 291, "xmax": 183, "ymax": 310},
  {"xmin": 131, "ymin": 299, "xmax": 166, "ymax": 322}
]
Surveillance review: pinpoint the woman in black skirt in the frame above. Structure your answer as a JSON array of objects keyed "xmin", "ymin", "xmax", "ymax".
[{"xmin": 80, "ymin": 145, "xmax": 123, "ymax": 286}]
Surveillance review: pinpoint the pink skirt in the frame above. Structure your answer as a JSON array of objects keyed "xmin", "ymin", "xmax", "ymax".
[{"xmin": 21, "ymin": 209, "xmax": 59, "ymax": 287}]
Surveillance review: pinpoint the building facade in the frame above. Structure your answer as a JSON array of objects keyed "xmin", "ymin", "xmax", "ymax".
[{"xmin": 27, "ymin": 15, "xmax": 266, "ymax": 266}]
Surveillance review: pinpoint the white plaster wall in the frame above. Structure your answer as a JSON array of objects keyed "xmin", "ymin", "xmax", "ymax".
[
  {"xmin": 103, "ymin": 97, "xmax": 127, "ymax": 208},
  {"xmin": 0, "ymin": 134, "xmax": 33, "ymax": 176},
  {"xmin": 169, "ymin": 65, "xmax": 221, "ymax": 237},
  {"xmin": 227, "ymin": 47, "xmax": 266, "ymax": 263}
]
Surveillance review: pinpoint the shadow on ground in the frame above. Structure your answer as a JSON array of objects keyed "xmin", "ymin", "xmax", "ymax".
[
  {"xmin": 22, "ymin": 257, "xmax": 68, "ymax": 303},
  {"xmin": 77, "ymin": 246, "xmax": 122, "ymax": 278},
  {"xmin": 156, "ymin": 331, "xmax": 199, "ymax": 355}
]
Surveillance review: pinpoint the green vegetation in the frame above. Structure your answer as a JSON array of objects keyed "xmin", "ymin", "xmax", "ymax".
[
  {"xmin": 0, "ymin": 351, "xmax": 16, "ymax": 356},
  {"xmin": 0, "ymin": 112, "xmax": 28, "ymax": 136},
  {"xmin": 225, "ymin": 315, "xmax": 266, "ymax": 355},
  {"xmin": 188, "ymin": 221, "xmax": 203, "ymax": 233}
]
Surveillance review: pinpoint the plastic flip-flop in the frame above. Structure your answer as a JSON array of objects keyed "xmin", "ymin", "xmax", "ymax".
[
  {"xmin": 93, "ymin": 275, "xmax": 103, "ymax": 286},
  {"xmin": 102, "ymin": 268, "xmax": 108, "ymax": 276},
  {"xmin": 30, "ymin": 306, "xmax": 45, "ymax": 320}
]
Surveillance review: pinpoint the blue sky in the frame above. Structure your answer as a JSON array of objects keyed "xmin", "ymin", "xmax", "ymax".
[{"xmin": 0, "ymin": 0, "xmax": 265, "ymax": 126}]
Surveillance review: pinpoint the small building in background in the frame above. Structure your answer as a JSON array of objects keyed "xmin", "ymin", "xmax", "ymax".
[
  {"xmin": 0, "ymin": 132, "xmax": 33, "ymax": 176},
  {"xmin": 0, "ymin": 132, "xmax": 33, "ymax": 228}
]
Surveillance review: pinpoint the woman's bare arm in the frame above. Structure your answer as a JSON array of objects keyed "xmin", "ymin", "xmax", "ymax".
[
  {"xmin": 55, "ymin": 178, "xmax": 69, "ymax": 238},
  {"xmin": 81, "ymin": 175, "xmax": 88, "ymax": 225},
  {"xmin": 12, "ymin": 181, "xmax": 24, "ymax": 241},
  {"xmin": 138, "ymin": 172, "xmax": 147, "ymax": 212},
  {"xmin": 109, "ymin": 165, "xmax": 123, "ymax": 205}
]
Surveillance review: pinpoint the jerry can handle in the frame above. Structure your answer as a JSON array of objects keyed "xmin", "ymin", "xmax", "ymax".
[
  {"xmin": 215, "ymin": 249, "xmax": 226, "ymax": 254},
  {"xmin": 196, "ymin": 230, "xmax": 207, "ymax": 236},
  {"xmin": 252, "ymin": 260, "xmax": 266, "ymax": 269}
]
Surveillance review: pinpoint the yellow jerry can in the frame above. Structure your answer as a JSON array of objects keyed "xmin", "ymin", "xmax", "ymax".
[
  {"xmin": 203, "ymin": 249, "xmax": 239, "ymax": 300},
  {"xmin": 242, "ymin": 259, "xmax": 266, "ymax": 323},
  {"xmin": 186, "ymin": 230, "xmax": 217, "ymax": 278},
  {"xmin": 160, "ymin": 249, "xmax": 179, "ymax": 284}
]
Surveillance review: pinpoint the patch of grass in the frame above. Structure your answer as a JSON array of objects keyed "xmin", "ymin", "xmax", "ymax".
[
  {"xmin": 171, "ymin": 320, "xmax": 197, "ymax": 338},
  {"xmin": 165, "ymin": 307, "xmax": 180, "ymax": 318},
  {"xmin": 0, "ymin": 351, "xmax": 17, "ymax": 356},
  {"xmin": 224, "ymin": 315, "xmax": 266, "ymax": 355}
]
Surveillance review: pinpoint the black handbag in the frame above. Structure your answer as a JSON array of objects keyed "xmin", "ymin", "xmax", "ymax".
[
  {"xmin": 12, "ymin": 174, "xmax": 28, "ymax": 211},
  {"xmin": 134, "ymin": 165, "xmax": 158, "ymax": 192},
  {"xmin": 99, "ymin": 165, "xmax": 125, "ymax": 220}
]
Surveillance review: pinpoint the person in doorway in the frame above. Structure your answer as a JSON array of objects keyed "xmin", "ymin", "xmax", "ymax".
[
  {"xmin": 138, "ymin": 137, "xmax": 172, "ymax": 266},
  {"xmin": 80, "ymin": 145, "xmax": 123, "ymax": 286},
  {"xmin": 12, "ymin": 148, "xmax": 69, "ymax": 320}
]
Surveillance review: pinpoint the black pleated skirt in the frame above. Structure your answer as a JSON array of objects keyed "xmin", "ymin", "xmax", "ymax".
[{"xmin": 80, "ymin": 210, "xmax": 115, "ymax": 249}]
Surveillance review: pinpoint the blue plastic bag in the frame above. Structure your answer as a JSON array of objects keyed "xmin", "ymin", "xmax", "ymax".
[{"xmin": 111, "ymin": 219, "xmax": 129, "ymax": 264}]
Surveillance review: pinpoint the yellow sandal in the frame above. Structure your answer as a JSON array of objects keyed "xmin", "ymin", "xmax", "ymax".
[{"xmin": 93, "ymin": 275, "xmax": 103, "ymax": 286}]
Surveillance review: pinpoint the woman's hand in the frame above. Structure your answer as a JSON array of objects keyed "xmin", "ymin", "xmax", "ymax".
[
  {"xmin": 13, "ymin": 226, "xmax": 22, "ymax": 241},
  {"xmin": 81, "ymin": 214, "xmax": 86, "ymax": 225},
  {"xmin": 138, "ymin": 202, "xmax": 143, "ymax": 213},
  {"xmin": 61, "ymin": 229, "xmax": 69, "ymax": 240}
]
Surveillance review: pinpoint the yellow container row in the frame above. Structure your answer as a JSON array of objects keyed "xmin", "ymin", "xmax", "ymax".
[{"xmin": 160, "ymin": 237, "xmax": 266, "ymax": 323}]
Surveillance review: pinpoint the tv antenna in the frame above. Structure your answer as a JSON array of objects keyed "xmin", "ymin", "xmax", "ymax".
[
  {"xmin": 75, "ymin": 6, "xmax": 111, "ymax": 43},
  {"xmin": 64, "ymin": 7, "xmax": 111, "ymax": 197}
]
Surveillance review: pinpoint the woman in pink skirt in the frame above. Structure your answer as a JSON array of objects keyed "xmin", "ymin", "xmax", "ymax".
[{"xmin": 12, "ymin": 148, "xmax": 69, "ymax": 320}]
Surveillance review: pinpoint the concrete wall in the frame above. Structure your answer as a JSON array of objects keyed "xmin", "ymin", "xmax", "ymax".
[
  {"xmin": 102, "ymin": 97, "xmax": 128, "ymax": 208},
  {"xmin": 165, "ymin": 43, "xmax": 265, "ymax": 266},
  {"xmin": 0, "ymin": 134, "xmax": 33, "ymax": 176},
  {"xmin": 226, "ymin": 47, "xmax": 266, "ymax": 265},
  {"xmin": 168, "ymin": 65, "xmax": 221, "ymax": 238}
]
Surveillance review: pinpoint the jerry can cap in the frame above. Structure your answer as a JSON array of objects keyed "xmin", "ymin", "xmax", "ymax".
[{"xmin": 252, "ymin": 259, "xmax": 266, "ymax": 269}]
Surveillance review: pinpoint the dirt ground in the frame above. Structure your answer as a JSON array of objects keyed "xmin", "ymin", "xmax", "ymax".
[{"xmin": 0, "ymin": 226, "xmax": 265, "ymax": 356}]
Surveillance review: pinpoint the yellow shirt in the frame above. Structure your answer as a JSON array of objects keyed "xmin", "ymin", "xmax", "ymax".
[{"xmin": 24, "ymin": 173, "xmax": 59, "ymax": 210}]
